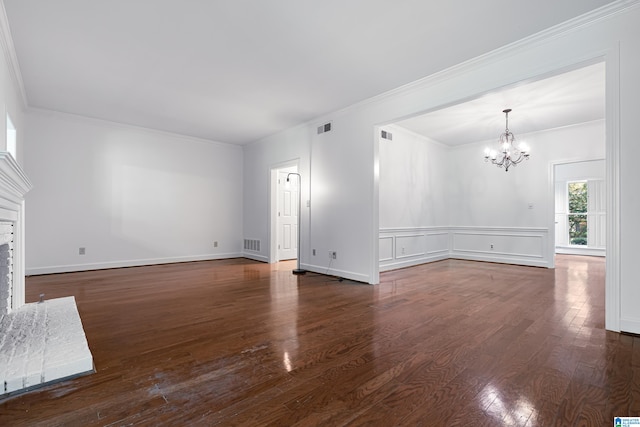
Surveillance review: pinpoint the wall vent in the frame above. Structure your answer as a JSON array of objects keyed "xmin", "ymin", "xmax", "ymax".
[
  {"xmin": 381, "ymin": 130, "xmax": 393, "ymax": 140},
  {"xmin": 317, "ymin": 122, "xmax": 332, "ymax": 134},
  {"xmin": 244, "ymin": 239, "xmax": 261, "ymax": 252}
]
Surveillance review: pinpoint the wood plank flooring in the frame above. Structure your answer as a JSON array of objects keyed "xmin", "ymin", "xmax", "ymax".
[{"xmin": 1, "ymin": 255, "xmax": 638, "ymax": 426}]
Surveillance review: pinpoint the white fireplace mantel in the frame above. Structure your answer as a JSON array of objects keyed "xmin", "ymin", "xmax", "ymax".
[
  {"xmin": 0, "ymin": 151, "xmax": 33, "ymax": 313},
  {"xmin": 0, "ymin": 153, "xmax": 93, "ymax": 396}
]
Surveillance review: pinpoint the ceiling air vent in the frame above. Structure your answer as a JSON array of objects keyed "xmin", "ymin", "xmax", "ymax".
[
  {"xmin": 317, "ymin": 122, "xmax": 332, "ymax": 134},
  {"xmin": 381, "ymin": 130, "xmax": 393, "ymax": 141}
]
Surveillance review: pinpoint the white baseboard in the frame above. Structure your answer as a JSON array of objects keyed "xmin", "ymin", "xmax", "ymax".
[
  {"xmin": 380, "ymin": 253, "xmax": 449, "ymax": 272},
  {"xmin": 26, "ymin": 252, "xmax": 244, "ymax": 276},
  {"xmin": 449, "ymin": 252, "xmax": 550, "ymax": 268},
  {"xmin": 242, "ymin": 252, "xmax": 269, "ymax": 263},
  {"xmin": 300, "ymin": 263, "xmax": 371, "ymax": 284},
  {"xmin": 555, "ymin": 246, "xmax": 605, "ymax": 257},
  {"xmin": 620, "ymin": 318, "xmax": 640, "ymax": 335}
]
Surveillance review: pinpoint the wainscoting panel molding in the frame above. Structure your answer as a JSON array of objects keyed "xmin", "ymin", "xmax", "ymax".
[
  {"xmin": 379, "ymin": 227, "xmax": 449, "ymax": 272},
  {"xmin": 380, "ymin": 226, "xmax": 550, "ymax": 271},
  {"xmin": 450, "ymin": 227, "xmax": 549, "ymax": 268}
]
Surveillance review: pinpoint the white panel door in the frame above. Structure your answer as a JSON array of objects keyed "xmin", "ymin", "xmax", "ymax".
[{"xmin": 278, "ymin": 170, "xmax": 298, "ymax": 261}]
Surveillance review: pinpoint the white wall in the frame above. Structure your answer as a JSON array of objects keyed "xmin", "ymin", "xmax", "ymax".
[
  {"xmin": 24, "ymin": 109, "xmax": 243, "ymax": 274},
  {"xmin": 379, "ymin": 125, "xmax": 449, "ymax": 228},
  {"xmin": 378, "ymin": 125, "xmax": 450, "ymax": 270},
  {"xmin": 243, "ymin": 4, "xmax": 640, "ymax": 333},
  {"xmin": 450, "ymin": 120, "xmax": 605, "ymax": 227},
  {"xmin": 242, "ymin": 125, "xmax": 310, "ymax": 263}
]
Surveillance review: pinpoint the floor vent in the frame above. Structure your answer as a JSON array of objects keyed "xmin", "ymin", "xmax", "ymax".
[{"xmin": 244, "ymin": 239, "xmax": 261, "ymax": 252}]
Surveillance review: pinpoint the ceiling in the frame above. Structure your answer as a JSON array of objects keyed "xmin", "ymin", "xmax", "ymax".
[
  {"xmin": 394, "ymin": 62, "xmax": 606, "ymax": 146},
  {"xmin": 4, "ymin": 0, "xmax": 614, "ymax": 145}
]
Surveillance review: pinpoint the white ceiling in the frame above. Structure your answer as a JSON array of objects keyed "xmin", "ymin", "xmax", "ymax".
[
  {"xmin": 4, "ymin": 0, "xmax": 614, "ymax": 145},
  {"xmin": 394, "ymin": 62, "xmax": 606, "ymax": 146}
]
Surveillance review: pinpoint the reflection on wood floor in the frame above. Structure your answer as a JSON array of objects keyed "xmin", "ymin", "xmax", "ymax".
[{"xmin": 1, "ymin": 255, "xmax": 638, "ymax": 425}]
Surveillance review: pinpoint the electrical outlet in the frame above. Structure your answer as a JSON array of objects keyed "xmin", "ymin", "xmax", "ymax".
[
  {"xmin": 490, "ymin": 244, "xmax": 494, "ymax": 250},
  {"xmin": 214, "ymin": 241, "xmax": 218, "ymax": 247},
  {"xmin": 312, "ymin": 249, "xmax": 316, "ymax": 256},
  {"xmin": 79, "ymin": 247, "xmax": 86, "ymax": 255},
  {"xmin": 331, "ymin": 251, "xmax": 337, "ymax": 260}
]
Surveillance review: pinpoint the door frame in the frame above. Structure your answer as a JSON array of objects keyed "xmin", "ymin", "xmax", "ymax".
[
  {"xmin": 550, "ymin": 158, "xmax": 606, "ymax": 258},
  {"xmin": 269, "ymin": 159, "xmax": 299, "ymax": 263}
]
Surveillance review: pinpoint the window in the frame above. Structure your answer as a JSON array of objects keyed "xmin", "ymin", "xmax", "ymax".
[
  {"xmin": 568, "ymin": 181, "xmax": 587, "ymax": 245},
  {"xmin": 6, "ymin": 114, "xmax": 16, "ymax": 160}
]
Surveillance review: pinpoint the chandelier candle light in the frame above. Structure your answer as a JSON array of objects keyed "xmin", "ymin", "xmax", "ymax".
[{"xmin": 484, "ymin": 108, "xmax": 530, "ymax": 171}]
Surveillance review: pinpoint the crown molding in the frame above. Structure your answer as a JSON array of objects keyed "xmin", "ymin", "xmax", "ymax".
[
  {"xmin": 0, "ymin": 1, "xmax": 28, "ymax": 108},
  {"xmin": 328, "ymin": 0, "xmax": 640, "ymax": 119}
]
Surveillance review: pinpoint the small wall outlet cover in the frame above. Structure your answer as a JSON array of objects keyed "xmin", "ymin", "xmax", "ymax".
[
  {"xmin": 214, "ymin": 241, "xmax": 218, "ymax": 247},
  {"xmin": 312, "ymin": 249, "xmax": 316, "ymax": 256},
  {"xmin": 79, "ymin": 247, "xmax": 86, "ymax": 255}
]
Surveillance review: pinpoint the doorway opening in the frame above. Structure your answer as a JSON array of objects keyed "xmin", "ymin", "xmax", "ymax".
[
  {"xmin": 374, "ymin": 59, "xmax": 614, "ymax": 326},
  {"xmin": 554, "ymin": 159, "xmax": 606, "ymax": 257},
  {"xmin": 270, "ymin": 162, "xmax": 299, "ymax": 263}
]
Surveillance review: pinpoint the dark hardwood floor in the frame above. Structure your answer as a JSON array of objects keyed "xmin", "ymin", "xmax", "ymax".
[{"xmin": 1, "ymin": 255, "xmax": 638, "ymax": 426}]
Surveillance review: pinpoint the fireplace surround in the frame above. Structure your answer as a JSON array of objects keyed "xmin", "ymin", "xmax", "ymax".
[
  {"xmin": 0, "ymin": 152, "xmax": 30, "ymax": 315},
  {"xmin": 0, "ymin": 152, "xmax": 94, "ymax": 396}
]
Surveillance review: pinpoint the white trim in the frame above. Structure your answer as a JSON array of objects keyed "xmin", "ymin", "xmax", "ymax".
[
  {"xmin": 242, "ymin": 252, "xmax": 269, "ymax": 263},
  {"xmin": 301, "ymin": 262, "xmax": 370, "ymax": 284},
  {"xmin": 380, "ymin": 226, "xmax": 551, "ymax": 271},
  {"xmin": 448, "ymin": 225, "xmax": 548, "ymax": 233},
  {"xmin": 0, "ymin": 152, "xmax": 32, "ymax": 313},
  {"xmin": 380, "ymin": 254, "xmax": 449, "ymax": 272},
  {"xmin": 605, "ymin": 43, "xmax": 621, "ymax": 332},
  {"xmin": 26, "ymin": 252, "xmax": 244, "ymax": 276},
  {"xmin": 378, "ymin": 236, "xmax": 394, "ymax": 262},
  {"xmin": 620, "ymin": 318, "xmax": 640, "ymax": 334},
  {"xmin": 380, "ymin": 226, "xmax": 451, "ymax": 233},
  {"xmin": 0, "ymin": 1, "xmax": 28, "ymax": 108},
  {"xmin": 549, "ymin": 156, "xmax": 608, "ymax": 269},
  {"xmin": 370, "ymin": 127, "xmax": 381, "ymax": 284},
  {"xmin": 243, "ymin": 1, "xmax": 640, "ymax": 147},
  {"xmin": 555, "ymin": 246, "xmax": 605, "ymax": 257},
  {"xmin": 325, "ymin": 1, "xmax": 640, "ymax": 128}
]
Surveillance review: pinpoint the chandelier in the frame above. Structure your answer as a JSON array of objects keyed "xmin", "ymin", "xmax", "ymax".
[{"xmin": 484, "ymin": 108, "xmax": 530, "ymax": 171}]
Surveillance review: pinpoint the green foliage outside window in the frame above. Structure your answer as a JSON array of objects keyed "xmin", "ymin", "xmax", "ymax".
[{"xmin": 568, "ymin": 182, "xmax": 588, "ymax": 245}]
